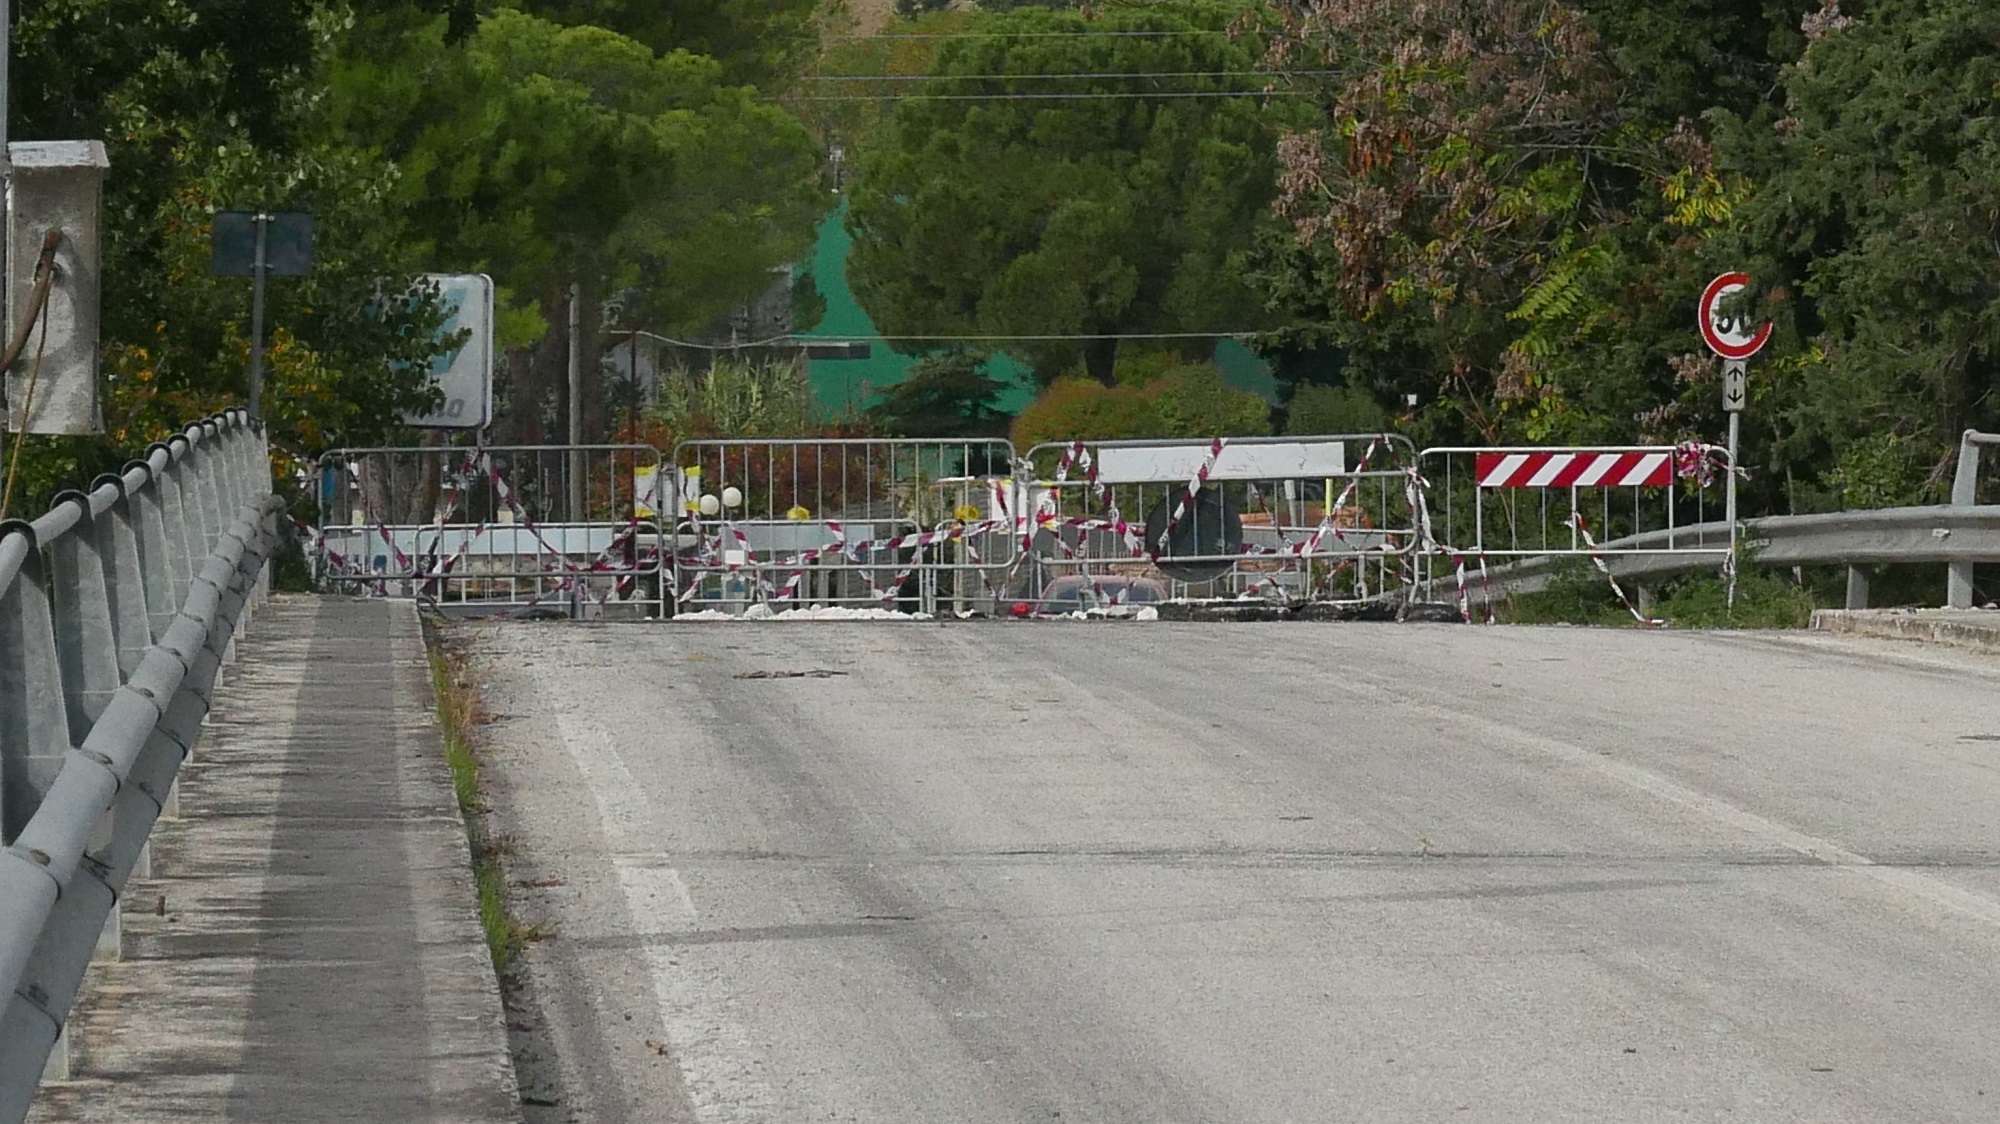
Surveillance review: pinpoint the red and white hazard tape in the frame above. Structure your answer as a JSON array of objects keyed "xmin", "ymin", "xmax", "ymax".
[
  {"xmin": 1565, "ymin": 513, "xmax": 1663, "ymax": 626},
  {"xmin": 1151, "ymin": 437, "xmax": 1228, "ymax": 562},
  {"xmin": 682, "ymin": 518, "xmax": 1015, "ymax": 608}
]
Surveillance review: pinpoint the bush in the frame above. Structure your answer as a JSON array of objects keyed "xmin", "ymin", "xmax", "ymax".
[
  {"xmin": 1501, "ymin": 559, "xmax": 1628, "ymax": 626},
  {"xmin": 1286, "ymin": 384, "xmax": 1387, "ymax": 436},
  {"xmin": 1653, "ymin": 567, "xmax": 1817, "ymax": 629},
  {"xmin": 1500, "ymin": 557, "xmax": 1817, "ymax": 629},
  {"xmin": 1010, "ymin": 360, "xmax": 1269, "ymax": 447},
  {"xmin": 650, "ymin": 355, "xmax": 816, "ymax": 442}
]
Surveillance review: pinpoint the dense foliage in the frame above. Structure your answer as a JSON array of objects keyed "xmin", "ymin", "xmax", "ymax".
[
  {"xmin": 1254, "ymin": 0, "xmax": 1998, "ymax": 514},
  {"xmin": 3, "ymin": 0, "xmax": 827, "ymax": 513},
  {"xmin": 845, "ymin": 1, "xmax": 1284, "ymax": 386},
  {"xmin": 8, "ymin": 0, "xmax": 1995, "ymax": 536}
]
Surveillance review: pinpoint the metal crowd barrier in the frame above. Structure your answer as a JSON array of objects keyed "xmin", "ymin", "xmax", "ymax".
[
  {"xmin": 313, "ymin": 444, "xmax": 667, "ymax": 617},
  {"xmin": 1417, "ymin": 444, "xmax": 1735, "ymax": 560},
  {"xmin": 1020, "ymin": 435, "xmax": 1420, "ymax": 604},
  {"xmin": 670, "ymin": 438, "xmax": 1020, "ymax": 615},
  {"xmin": 299, "ymin": 434, "xmax": 1757, "ymax": 619},
  {"xmin": 0, "ymin": 410, "xmax": 277, "ymax": 1121}
]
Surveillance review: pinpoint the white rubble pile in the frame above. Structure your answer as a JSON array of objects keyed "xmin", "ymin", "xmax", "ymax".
[{"xmin": 674, "ymin": 605, "xmax": 934, "ymax": 622}]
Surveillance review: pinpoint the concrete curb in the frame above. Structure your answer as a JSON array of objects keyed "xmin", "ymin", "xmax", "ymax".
[{"xmin": 1810, "ymin": 608, "xmax": 2000, "ymax": 653}]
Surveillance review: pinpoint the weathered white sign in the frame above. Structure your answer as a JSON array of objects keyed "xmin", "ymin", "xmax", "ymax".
[
  {"xmin": 1095, "ymin": 440, "xmax": 1347, "ymax": 485},
  {"xmin": 401, "ymin": 273, "xmax": 494, "ymax": 430}
]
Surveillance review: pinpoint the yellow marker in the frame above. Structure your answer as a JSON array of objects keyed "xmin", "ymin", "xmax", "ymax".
[
  {"xmin": 787, "ymin": 505, "xmax": 812, "ymax": 520},
  {"xmin": 953, "ymin": 503, "xmax": 982, "ymax": 522},
  {"xmin": 682, "ymin": 466, "xmax": 702, "ymax": 512}
]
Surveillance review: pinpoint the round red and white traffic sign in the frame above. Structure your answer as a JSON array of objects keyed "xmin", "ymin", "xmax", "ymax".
[{"xmin": 1698, "ymin": 272, "xmax": 1772, "ymax": 361}]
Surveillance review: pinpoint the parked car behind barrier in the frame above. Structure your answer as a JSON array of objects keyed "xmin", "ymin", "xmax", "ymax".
[{"xmin": 1012, "ymin": 575, "xmax": 1168, "ymax": 617}]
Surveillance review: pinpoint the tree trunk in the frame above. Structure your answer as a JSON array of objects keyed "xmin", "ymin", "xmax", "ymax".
[
  {"xmin": 576, "ymin": 271, "xmax": 608, "ymax": 447},
  {"xmin": 1084, "ymin": 336, "xmax": 1119, "ymax": 387}
]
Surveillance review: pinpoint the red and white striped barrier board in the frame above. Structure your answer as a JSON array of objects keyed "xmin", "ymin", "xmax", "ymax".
[{"xmin": 1475, "ymin": 451, "xmax": 1672, "ymax": 489}]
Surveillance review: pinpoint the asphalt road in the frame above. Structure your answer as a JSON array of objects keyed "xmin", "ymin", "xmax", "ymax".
[{"xmin": 462, "ymin": 620, "xmax": 2000, "ymax": 1124}]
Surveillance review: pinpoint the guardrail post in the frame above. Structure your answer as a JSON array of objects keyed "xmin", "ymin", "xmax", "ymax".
[
  {"xmin": 40, "ymin": 1030, "xmax": 66, "ymax": 1084},
  {"xmin": 215, "ymin": 413, "xmax": 247, "ymax": 523},
  {"xmin": 0, "ymin": 529, "xmax": 74, "ymax": 843},
  {"xmin": 47, "ymin": 494, "xmax": 122, "ymax": 737},
  {"xmin": 93, "ymin": 476, "xmax": 154, "ymax": 678},
  {"xmin": 157, "ymin": 438, "xmax": 198, "ymax": 609},
  {"xmin": 1947, "ymin": 430, "xmax": 2000, "ymax": 610},
  {"xmin": 128, "ymin": 453, "xmax": 177, "ymax": 643},
  {"xmin": 1846, "ymin": 566, "xmax": 1870, "ymax": 611},
  {"xmin": 187, "ymin": 423, "xmax": 224, "ymax": 559}
]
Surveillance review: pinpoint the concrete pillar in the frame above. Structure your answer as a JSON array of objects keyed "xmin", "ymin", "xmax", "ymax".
[
  {"xmin": 42, "ymin": 1027, "xmax": 68, "ymax": 1083},
  {"xmin": 5, "ymin": 141, "xmax": 109, "ymax": 436},
  {"xmin": 93, "ymin": 904, "xmax": 120, "ymax": 962}
]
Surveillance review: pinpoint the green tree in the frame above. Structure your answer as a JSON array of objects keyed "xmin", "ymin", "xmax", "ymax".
[
  {"xmin": 1253, "ymin": 0, "xmax": 1765, "ymax": 453},
  {"xmin": 1715, "ymin": 0, "xmax": 2000, "ymax": 507},
  {"xmin": 1576, "ymin": 0, "xmax": 1815, "ymax": 127},
  {"xmin": 1010, "ymin": 359, "xmax": 1269, "ymax": 447},
  {"xmin": 1284, "ymin": 385, "xmax": 1385, "ymax": 437},
  {"xmin": 865, "ymin": 353, "xmax": 1013, "ymax": 438},
  {"xmin": 331, "ymin": 8, "xmax": 827, "ymax": 444},
  {"xmin": 515, "ymin": 0, "xmax": 820, "ymax": 85},
  {"xmin": 847, "ymin": 2, "xmax": 1283, "ymax": 386},
  {"xmin": 6, "ymin": 0, "xmax": 450, "ymax": 512},
  {"xmin": 649, "ymin": 355, "xmax": 817, "ymax": 441}
]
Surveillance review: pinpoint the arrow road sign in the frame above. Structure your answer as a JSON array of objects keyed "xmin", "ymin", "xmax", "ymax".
[
  {"xmin": 1699, "ymin": 272, "xmax": 1772, "ymax": 361},
  {"xmin": 1723, "ymin": 360, "xmax": 1747, "ymax": 413}
]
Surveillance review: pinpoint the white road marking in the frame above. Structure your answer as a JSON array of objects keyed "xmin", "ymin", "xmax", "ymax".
[
  {"xmin": 551, "ymin": 706, "xmax": 778, "ymax": 1122},
  {"xmin": 550, "ymin": 707, "xmax": 659, "ymax": 852}
]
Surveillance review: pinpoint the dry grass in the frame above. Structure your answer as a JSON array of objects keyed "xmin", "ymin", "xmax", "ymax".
[{"xmin": 844, "ymin": 0, "xmax": 899, "ymax": 35}]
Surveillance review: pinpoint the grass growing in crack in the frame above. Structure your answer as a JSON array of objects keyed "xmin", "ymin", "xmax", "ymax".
[{"xmin": 425, "ymin": 622, "xmax": 547, "ymax": 978}]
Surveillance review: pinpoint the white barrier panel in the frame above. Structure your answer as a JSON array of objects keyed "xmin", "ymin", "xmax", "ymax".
[{"xmin": 1095, "ymin": 440, "xmax": 1346, "ymax": 485}]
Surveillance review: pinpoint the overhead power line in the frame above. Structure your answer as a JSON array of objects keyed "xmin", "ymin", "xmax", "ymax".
[
  {"xmin": 822, "ymin": 29, "xmax": 1238, "ymax": 41},
  {"xmin": 640, "ymin": 326, "xmax": 1264, "ymax": 348},
  {"xmin": 790, "ymin": 89, "xmax": 1304, "ymax": 102},
  {"xmin": 801, "ymin": 69, "xmax": 1335, "ymax": 82}
]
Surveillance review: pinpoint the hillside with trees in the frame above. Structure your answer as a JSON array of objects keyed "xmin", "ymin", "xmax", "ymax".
[{"xmin": 4, "ymin": 0, "xmax": 1993, "ymax": 524}]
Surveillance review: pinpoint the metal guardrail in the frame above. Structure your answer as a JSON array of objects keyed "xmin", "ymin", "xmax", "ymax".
[
  {"xmin": 0, "ymin": 410, "xmax": 276, "ymax": 1122},
  {"xmin": 1428, "ymin": 505, "xmax": 2000, "ymax": 610},
  {"xmin": 1401, "ymin": 432, "xmax": 2000, "ymax": 613}
]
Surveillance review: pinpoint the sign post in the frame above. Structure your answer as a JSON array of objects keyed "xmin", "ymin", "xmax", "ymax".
[
  {"xmin": 212, "ymin": 210, "xmax": 314, "ymax": 418},
  {"xmin": 1698, "ymin": 272, "xmax": 1771, "ymax": 540}
]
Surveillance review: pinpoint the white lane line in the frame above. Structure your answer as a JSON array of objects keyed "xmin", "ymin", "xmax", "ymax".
[
  {"xmin": 616, "ymin": 862, "xmax": 778, "ymax": 1124},
  {"xmin": 614, "ymin": 861, "xmax": 700, "ymax": 933},
  {"xmin": 549, "ymin": 706, "xmax": 777, "ymax": 1121},
  {"xmin": 551, "ymin": 707, "xmax": 660, "ymax": 852}
]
